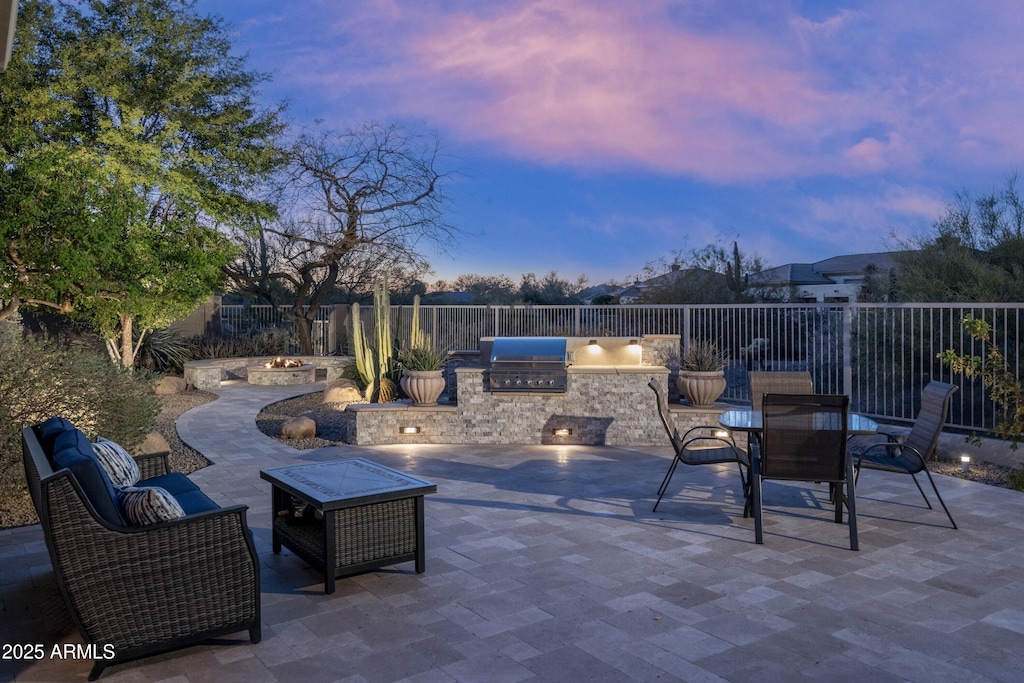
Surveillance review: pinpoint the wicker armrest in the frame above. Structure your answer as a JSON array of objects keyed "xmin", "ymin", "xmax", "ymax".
[
  {"xmin": 43, "ymin": 475, "xmax": 259, "ymax": 653},
  {"xmin": 133, "ymin": 451, "xmax": 171, "ymax": 479}
]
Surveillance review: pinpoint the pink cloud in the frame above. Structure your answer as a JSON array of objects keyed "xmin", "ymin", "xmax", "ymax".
[{"xmin": 275, "ymin": 0, "xmax": 1024, "ymax": 182}]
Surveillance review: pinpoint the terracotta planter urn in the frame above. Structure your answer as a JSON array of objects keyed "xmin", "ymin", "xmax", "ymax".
[
  {"xmin": 400, "ymin": 370, "xmax": 446, "ymax": 407},
  {"xmin": 677, "ymin": 370, "xmax": 727, "ymax": 407}
]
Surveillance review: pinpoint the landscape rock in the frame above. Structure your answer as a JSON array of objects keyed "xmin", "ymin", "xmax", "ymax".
[
  {"xmin": 154, "ymin": 376, "xmax": 188, "ymax": 395},
  {"xmin": 281, "ymin": 413, "xmax": 317, "ymax": 440},
  {"xmin": 324, "ymin": 378, "xmax": 362, "ymax": 404}
]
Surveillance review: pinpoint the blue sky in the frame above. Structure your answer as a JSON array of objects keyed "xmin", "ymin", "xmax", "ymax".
[{"xmin": 204, "ymin": 0, "xmax": 1024, "ymax": 286}]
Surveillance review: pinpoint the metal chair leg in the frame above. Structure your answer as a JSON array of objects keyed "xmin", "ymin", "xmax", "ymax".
[
  {"xmin": 908, "ymin": 473, "xmax": 934, "ymax": 509},
  {"xmin": 845, "ymin": 459, "xmax": 858, "ymax": 550},
  {"xmin": 752, "ymin": 456, "xmax": 764, "ymax": 544},
  {"xmin": 653, "ymin": 456, "xmax": 682, "ymax": 512},
  {"xmin": 920, "ymin": 468, "xmax": 958, "ymax": 529}
]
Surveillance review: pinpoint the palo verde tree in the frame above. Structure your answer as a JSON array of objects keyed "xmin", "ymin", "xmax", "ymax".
[
  {"xmin": 0, "ymin": 0, "xmax": 285, "ymax": 366},
  {"xmin": 224, "ymin": 122, "xmax": 455, "ymax": 355}
]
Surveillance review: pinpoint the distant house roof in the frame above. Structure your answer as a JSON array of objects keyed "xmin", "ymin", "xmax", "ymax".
[
  {"xmin": 750, "ymin": 251, "xmax": 900, "ymax": 288},
  {"xmin": 577, "ymin": 283, "xmax": 619, "ymax": 304}
]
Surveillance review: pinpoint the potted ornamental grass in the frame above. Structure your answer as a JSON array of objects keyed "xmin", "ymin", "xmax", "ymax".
[
  {"xmin": 398, "ymin": 344, "xmax": 448, "ymax": 406},
  {"xmin": 677, "ymin": 339, "xmax": 728, "ymax": 406}
]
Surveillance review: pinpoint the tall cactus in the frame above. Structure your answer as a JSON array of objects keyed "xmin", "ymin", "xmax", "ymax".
[
  {"xmin": 409, "ymin": 294, "xmax": 429, "ymax": 350},
  {"xmin": 350, "ymin": 278, "xmax": 396, "ymax": 402}
]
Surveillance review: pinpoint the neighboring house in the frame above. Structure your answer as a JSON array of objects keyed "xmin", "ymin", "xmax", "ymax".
[
  {"xmin": 748, "ymin": 251, "xmax": 900, "ymax": 303},
  {"xmin": 616, "ymin": 264, "xmax": 726, "ymax": 304},
  {"xmin": 577, "ymin": 283, "xmax": 621, "ymax": 305}
]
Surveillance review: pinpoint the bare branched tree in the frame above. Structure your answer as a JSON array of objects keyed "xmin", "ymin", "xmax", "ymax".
[{"xmin": 224, "ymin": 122, "xmax": 455, "ymax": 353}]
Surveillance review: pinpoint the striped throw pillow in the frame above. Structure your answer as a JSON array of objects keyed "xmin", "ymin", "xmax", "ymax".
[
  {"xmin": 119, "ymin": 486, "xmax": 185, "ymax": 525},
  {"xmin": 92, "ymin": 437, "xmax": 140, "ymax": 486}
]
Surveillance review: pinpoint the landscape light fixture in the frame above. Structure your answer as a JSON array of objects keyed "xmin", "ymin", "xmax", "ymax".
[
  {"xmin": 400, "ymin": 426, "xmax": 420, "ymax": 435},
  {"xmin": 588, "ymin": 339, "xmax": 597, "ymax": 345},
  {"xmin": 552, "ymin": 428, "xmax": 572, "ymax": 437},
  {"xmin": 961, "ymin": 455, "xmax": 971, "ymax": 473},
  {"xmin": 629, "ymin": 339, "xmax": 639, "ymax": 345}
]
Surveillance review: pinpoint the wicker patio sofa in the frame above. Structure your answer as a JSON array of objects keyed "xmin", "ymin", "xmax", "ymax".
[{"xmin": 21, "ymin": 418, "xmax": 261, "ymax": 680}]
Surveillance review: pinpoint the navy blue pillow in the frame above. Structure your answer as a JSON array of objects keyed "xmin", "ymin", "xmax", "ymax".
[
  {"xmin": 51, "ymin": 429, "xmax": 126, "ymax": 526},
  {"xmin": 38, "ymin": 417, "xmax": 76, "ymax": 456}
]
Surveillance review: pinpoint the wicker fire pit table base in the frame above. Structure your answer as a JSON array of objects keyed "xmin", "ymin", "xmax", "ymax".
[{"xmin": 261, "ymin": 458, "xmax": 436, "ymax": 594}]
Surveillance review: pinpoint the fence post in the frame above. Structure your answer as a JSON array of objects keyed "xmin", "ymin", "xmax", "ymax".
[
  {"xmin": 843, "ymin": 304, "xmax": 853, "ymax": 398},
  {"xmin": 681, "ymin": 305, "xmax": 691, "ymax": 354}
]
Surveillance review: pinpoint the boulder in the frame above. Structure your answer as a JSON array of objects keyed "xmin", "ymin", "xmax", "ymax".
[
  {"xmin": 138, "ymin": 431, "xmax": 171, "ymax": 454},
  {"xmin": 281, "ymin": 414, "xmax": 317, "ymax": 440},
  {"xmin": 154, "ymin": 376, "xmax": 188, "ymax": 395},
  {"xmin": 324, "ymin": 378, "xmax": 363, "ymax": 404}
]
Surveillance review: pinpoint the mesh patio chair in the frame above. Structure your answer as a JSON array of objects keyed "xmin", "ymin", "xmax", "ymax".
[
  {"xmin": 648, "ymin": 379, "xmax": 750, "ymax": 513},
  {"xmin": 749, "ymin": 371, "xmax": 813, "ymax": 411},
  {"xmin": 752, "ymin": 393, "xmax": 857, "ymax": 549},
  {"xmin": 853, "ymin": 381, "xmax": 959, "ymax": 529}
]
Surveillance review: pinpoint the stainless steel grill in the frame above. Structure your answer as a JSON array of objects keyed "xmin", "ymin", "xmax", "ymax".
[{"xmin": 486, "ymin": 337, "xmax": 568, "ymax": 393}]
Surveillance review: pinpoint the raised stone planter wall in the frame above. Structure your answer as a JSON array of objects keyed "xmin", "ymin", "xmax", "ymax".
[{"xmin": 184, "ymin": 356, "xmax": 352, "ymax": 391}]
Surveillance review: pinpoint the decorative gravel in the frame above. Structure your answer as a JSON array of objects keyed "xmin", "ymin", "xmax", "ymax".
[{"xmin": 254, "ymin": 391, "xmax": 355, "ymax": 450}]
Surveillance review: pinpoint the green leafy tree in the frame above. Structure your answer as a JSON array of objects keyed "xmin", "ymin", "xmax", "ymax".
[{"xmin": 0, "ymin": 0, "xmax": 284, "ymax": 366}]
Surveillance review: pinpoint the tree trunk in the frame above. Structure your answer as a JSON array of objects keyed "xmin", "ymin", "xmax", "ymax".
[
  {"xmin": 120, "ymin": 314, "xmax": 134, "ymax": 368},
  {"xmin": 295, "ymin": 317, "xmax": 314, "ymax": 355}
]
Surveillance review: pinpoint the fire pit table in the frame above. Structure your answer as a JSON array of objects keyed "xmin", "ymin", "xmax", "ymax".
[{"xmin": 261, "ymin": 458, "xmax": 436, "ymax": 593}]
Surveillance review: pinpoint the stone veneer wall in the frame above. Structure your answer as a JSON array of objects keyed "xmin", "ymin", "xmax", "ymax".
[{"xmin": 346, "ymin": 332, "xmax": 736, "ymax": 447}]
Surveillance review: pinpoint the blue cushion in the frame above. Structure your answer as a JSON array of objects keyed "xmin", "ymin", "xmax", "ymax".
[
  {"xmin": 38, "ymin": 417, "xmax": 76, "ymax": 456},
  {"xmin": 139, "ymin": 473, "xmax": 219, "ymax": 515},
  {"xmin": 172, "ymin": 488, "xmax": 221, "ymax": 516},
  {"xmin": 51, "ymin": 430, "xmax": 126, "ymax": 526},
  {"xmin": 139, "ymin": 473, "xmax": 201, "ymax": 497}
]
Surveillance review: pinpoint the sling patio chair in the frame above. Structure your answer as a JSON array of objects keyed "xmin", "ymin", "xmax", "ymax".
[
  {"xmin": 749, "ymin": 371, "xmax": 814, "ymax": 411},
  {"xmin": 853, "ymin": 380, "xmax": 959, "ymax": 529},
  {"xmin": 752, "ymin": 393, "xmax": 857, "ymax": 549},
  {"xmin": 648, "ymin": 378, "xmax": 750, "ymax": 513}
]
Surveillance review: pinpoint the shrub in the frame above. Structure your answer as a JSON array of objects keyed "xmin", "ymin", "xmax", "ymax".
[
  {"xmin": 0, "ymin": 325, "xmax": 160, "ymax": 527},
  {"xmin": 186, "ymin": 329, "xmax": 291, "ymax": 361}
]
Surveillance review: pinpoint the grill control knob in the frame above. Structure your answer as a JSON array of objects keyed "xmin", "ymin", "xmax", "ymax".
[
  {"xmin": 514, "ymin": 378, "xmax": 522, "ymax": 385},
  {"xmin": 503, "ymin": 379, "xmax": 511, "ymax": 385}
]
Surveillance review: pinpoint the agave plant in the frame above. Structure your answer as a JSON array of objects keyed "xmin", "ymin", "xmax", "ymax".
[{"xmin": 681, "ymin": 339, "xmax": 727, "ymax": 372}]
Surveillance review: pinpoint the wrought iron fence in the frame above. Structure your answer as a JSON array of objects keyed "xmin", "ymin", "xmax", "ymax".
[
  {"xmin": 220, "ymin": 304, "xmax": 332, "ymax": 356},
  {"xmin": 224, "ymin": 302, "xmax": 1024, "ymax": 433}
]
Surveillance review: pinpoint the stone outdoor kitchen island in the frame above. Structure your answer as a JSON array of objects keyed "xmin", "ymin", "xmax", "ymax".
[{"xmin": 346, "ymin": 335, "xmax": 733, "ymax": 447}]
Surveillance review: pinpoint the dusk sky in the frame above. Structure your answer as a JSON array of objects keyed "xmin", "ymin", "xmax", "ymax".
[{"xmin": 205, "ymin": 0, "xmax": 1024, "ymax": 286}]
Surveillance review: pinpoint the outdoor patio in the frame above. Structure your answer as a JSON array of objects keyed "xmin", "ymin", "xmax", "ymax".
[{"xmin": 3, "ymin": 382, "xmax": 1024, "ymax": 682}]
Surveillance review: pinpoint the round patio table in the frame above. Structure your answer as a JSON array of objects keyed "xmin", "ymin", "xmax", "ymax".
[{"xmin": 718, "ymin": 409, "xmax": 879, "ymax": 435}]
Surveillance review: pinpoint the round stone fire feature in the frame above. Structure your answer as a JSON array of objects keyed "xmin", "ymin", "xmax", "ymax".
[{"xmin": 247, "ymin": 363, "xmax": 317, "ymax": 386}]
